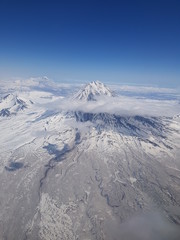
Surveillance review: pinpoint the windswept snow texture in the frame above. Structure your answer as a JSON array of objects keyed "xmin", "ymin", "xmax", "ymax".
[{"xmin": 0, "ymin": 80, "xmax": 180, "ymax": 240}]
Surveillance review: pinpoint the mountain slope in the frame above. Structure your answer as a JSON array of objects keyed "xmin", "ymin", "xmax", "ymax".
[
  {"xmin": 0, "ymin": 82, "xmax": 180, "ymax": 240},
  {"xmin": 0, "ymin": 93, "xmax": 33, "ymax": 116},
  {"xmin": 73, "ymin": 80, "xmax": 114, "ymax": 101}
]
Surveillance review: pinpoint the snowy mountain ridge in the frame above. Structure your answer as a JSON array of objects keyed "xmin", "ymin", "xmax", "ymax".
[
  {"xmin": 0, "ymin": 93, "xmax": 33, "ymax": 116},
  {"xmin": 73, "ymin": 80, "xmax": 114, "ymax": 101}
]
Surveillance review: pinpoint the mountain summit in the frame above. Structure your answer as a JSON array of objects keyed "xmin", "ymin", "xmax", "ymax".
[
  {"xmin": 74, "ymin": 81, "xmax": 114, "ymax": 101},
  {"xmin": 0, "ymin": 93, "xmax": 32, "ymax": 117}
]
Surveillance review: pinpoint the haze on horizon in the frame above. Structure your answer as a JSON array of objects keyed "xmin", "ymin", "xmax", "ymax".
[{"xmin": 0, "ymin": 0, "xmax": 180, "ymax": 88}]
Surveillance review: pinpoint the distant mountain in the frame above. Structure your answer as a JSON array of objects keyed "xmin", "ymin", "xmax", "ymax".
[
  {"xmin": 0, "ymin": 93, "xmax": 33, "ymax": 116},
  {"xmin": 73, "ymin": 81, "xmax": 114, "ymax": 101}
]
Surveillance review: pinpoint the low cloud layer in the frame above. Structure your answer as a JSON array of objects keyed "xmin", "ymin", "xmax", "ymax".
[
  {"xmin": 105, "ymin": 212, "xmax": 180, "ymax": 240},
  {"xmin": 109, "ymin": 84, "xmax": 179, "ymax": 94},
  {"xmin": 0, "ymin": 77, "xmax": 81, "ymax": 96},
  {"xmin": 43, "ymin": 95, "xmax": 180, "ymax": 117}
]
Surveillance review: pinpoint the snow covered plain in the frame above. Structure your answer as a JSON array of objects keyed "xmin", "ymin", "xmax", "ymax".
[{"xmin": 0, "ymin": 79, "xmax": 180, "ymax": 240}]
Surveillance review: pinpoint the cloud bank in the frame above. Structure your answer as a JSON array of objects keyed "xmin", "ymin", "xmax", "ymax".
[
  {"xmin": 42, "ymin": 95, "xmax": 180, "ymax": 117},
  {"xmin": 105, "ymin": 212, "xmax": 180, "ymax": 240}
]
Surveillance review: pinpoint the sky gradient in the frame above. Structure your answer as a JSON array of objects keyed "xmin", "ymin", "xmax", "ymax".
[{"xmin": 0, "ymin": 0, "xmax": 180, "ymax": 87}]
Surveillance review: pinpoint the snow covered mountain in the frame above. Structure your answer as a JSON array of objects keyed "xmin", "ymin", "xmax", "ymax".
[
  {"xmin": 73, "ymin": 80, "xmax": 114, "ymax": 101},
  {"xmin": 0, "ymin": 93, "xmax": 33, "ymax": 116},
  {"xmin": 0, "ymin": 81, "xmax": 180, "ymax": 240}
]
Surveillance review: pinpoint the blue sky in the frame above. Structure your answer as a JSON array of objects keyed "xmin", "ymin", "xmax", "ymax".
[{"xmin": 0, "ymin": 0, "xmax": 179, "ymax": 87}]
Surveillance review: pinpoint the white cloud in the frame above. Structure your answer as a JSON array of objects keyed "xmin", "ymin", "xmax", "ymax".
[
  {"xmin": 109, "ymin": 84, "xmax": 178, "ymax": 94},
  {"xmin": 0, "ymin": 77, "xmax": 80, "ymax": 94},
  {"xmin": 42, "ymin": 95, "xmax": 180, "ymax": 117}
]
